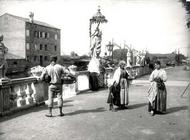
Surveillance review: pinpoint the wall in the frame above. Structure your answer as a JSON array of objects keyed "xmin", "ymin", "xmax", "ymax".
[{"xmin": 0, "ymin": 14, "xmax": 26, "ymax": 58}]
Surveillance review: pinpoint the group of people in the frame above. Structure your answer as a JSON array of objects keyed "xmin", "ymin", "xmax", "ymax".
[
  {"xmin": 37, "ymin": 55, "xmax": 167, "ymax": 117},
  {"xmin": 107, "ymin": 60, "xmax": 167, "ymax": 116}
]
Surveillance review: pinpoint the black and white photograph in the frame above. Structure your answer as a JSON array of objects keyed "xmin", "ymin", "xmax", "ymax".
[{"xmin": 0, "ymin": 0, "xmax": 190, "ymax": 139}]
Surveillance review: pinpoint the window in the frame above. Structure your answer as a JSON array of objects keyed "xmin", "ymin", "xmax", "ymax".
[
  {"xmin": 26, "ymin": 43, "xmax": 30, "ymax": 50},
  {"xmin": 40, "ymin": 32, "xmax": 43, "ymax": 38},
  {"xmin": 54, "ymin": 45, "xmax": 57, "ymax": 51},
  {"xmin": 26, "ymin": 29, "xmax": 30, "ymax": 36},
  {"xmin": 55, "ymin": 34, "xmax": 58, "ymax": 40},
  {"xmin": 40, "ymin": 55, "xmax": 43, "ymax": 66},
  {"xmin": 44, "ymin": 56, "xmax": 48, "ymax": 61},
  {"xmin": 34, "ymin": 56, "xmax": 37, "ymax": 61},
  {"xmin": 40, "ymin": 44, "xmax": 43, "ymax": 50},
  {"xmin": 45, "ymin": 32, "xmax": 48, "ymax": 38},
  {"xmin": 45, "ymin": 45, "xmax": 47, "ymax": 51},
  {"xmin": 13, "ymin": 61, "xmax": 17, "ymax": 65}
]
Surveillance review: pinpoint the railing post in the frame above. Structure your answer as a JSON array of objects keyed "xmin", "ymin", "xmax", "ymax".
[{"xmin": 0, "ymin": 79, "xmax": 11, "ymax": 115}]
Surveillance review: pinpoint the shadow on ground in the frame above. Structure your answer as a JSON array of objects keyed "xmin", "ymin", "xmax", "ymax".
[
  {"xmin": 66, "ymin": 107, "xmax": 106, "ymax": 116},
  {"xmin": 0, "ymin": 132, "xmax": 4, "ymax": 136},
  {"xmin": 166, "ymin": 106, "xmax": 188, "ymax": 114},
  {"xmin": 0, "ymin": 99, "xmax": 74, "ymax": 122},
  {"xmin": 78, "ymin": 88, "xmax": 107, "ymax": 95},
  {"xmin": 128, "ymin": 103, "xmax": 147, "ymax": 109},
  {"xmin": 113, "ymin": 103, "xmax": 147, "ymax": 112}
]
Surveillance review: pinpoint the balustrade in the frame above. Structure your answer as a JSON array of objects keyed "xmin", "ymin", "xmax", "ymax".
[
  {"xmin": 11, "ymin": 78, "xmax": 38, "ymax": 108},
  {"xmin": 0, "ymin": 71, "xmax": 91, "ymax": 115},
  {"xmin": 0, "ymin": 66, "xmax": 150, "ymax": 116}
]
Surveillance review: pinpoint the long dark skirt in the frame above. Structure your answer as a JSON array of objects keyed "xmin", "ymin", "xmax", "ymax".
[
  {"xmin": 89, "ymin": 72, "xmax": 99, "ymax": 91},
  {"xmin": 148, "ymin": 87, "xmax": 167, "ymax": 113},
  {"xmin": 107, "ymin": 85, "xmax": 120, "ymax": 106}
]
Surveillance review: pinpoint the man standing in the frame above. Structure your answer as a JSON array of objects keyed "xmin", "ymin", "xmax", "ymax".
[{"xmin": 39, "ymin": 56, "xmax": 70, "ymax": 117}]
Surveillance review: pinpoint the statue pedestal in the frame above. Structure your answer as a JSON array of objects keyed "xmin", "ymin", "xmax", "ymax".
[{"xmin": 0, "ymin": 66, "xmax": 6, "ymax": 79}]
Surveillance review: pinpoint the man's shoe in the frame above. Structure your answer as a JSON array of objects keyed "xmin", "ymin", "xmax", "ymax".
[
  {"xmin": 45, "ymin": 114, "xmax": 53, "ymax": 117},
  {"xmin": 59, "ymin": 113, "xmax": 65, "ymax": 117},
  {"xmin": 124, "ymin": 106, "xmax": 128, "ymax": 109}
]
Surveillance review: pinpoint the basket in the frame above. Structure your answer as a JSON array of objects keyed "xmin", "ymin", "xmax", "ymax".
[{"xmin": 61, "ymin": 75, "xmax": 76, "ymax": 84}]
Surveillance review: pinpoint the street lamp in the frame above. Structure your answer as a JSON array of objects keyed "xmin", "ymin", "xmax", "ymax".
[
  {"xmin": 106, "ymin": 41, "xmax": 114, "ymax": 62},
  {"xmin": 89, "ymin": 6, "xmax": 108, "ymax": 57}
]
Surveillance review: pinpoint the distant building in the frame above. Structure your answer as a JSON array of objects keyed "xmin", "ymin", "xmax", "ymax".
[{"xmin": 0, "ymin": 13, "xmax": 61, "ymax": 67}]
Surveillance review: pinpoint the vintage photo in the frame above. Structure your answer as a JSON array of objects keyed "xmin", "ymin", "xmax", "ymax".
[{"xmin": 0, "ymin": 0, "xmax": 190, "ymax": 140}]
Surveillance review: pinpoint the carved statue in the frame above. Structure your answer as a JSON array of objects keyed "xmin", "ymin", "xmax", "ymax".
[
  {"xmin": 140, "ymin": 55, "xmax": 145, "ymax": 66},
  {"xmin": 90, "ymin": 27, "xmax": 102, "ymax": 58},
  {"xmin": 0, "ymin": 35, "xmax": 8, "ymax": 78},
  {"xmin": 126, "ymin": 51, "xmax": 132, "ymax": 67},
  {"xmin": 136, "ymin": 52, "xmax": 141, "ymax": 66}
]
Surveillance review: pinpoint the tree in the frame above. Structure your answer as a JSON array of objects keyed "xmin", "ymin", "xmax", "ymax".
[
  {"xmin": 175, "ymin": 53, "xmax": 187, "ymax": 65},
  {"xmin": 113, "ymin": 49, "xmax": 128, "ymax": 62},
  {"xmin": 180, "ymin": 0, "xmax": 190, "ymax": 29}
]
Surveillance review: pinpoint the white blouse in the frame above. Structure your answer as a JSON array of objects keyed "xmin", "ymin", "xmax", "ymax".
[{"xmin": 149, "ymin": 69, "xmax": 167, "ymax": 82}]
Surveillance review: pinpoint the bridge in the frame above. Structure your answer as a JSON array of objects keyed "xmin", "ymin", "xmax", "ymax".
[{"xmin": 0, "ymin": 66, "xmax": 190, "ymax": 140}]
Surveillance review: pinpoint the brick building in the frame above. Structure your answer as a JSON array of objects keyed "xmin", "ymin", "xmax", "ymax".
[{"xmin": 0, "ymin": 13, "xmax": 61, "ymax": 67}]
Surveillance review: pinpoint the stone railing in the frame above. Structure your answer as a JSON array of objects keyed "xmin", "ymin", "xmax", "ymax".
[
  {"xmin": 0, "ymin": 77, "xmax": 48, "ymax": 116},
  {"xmin": 0, "ymin": 71, "xmax": 91, "ymax": 116},
  {"xmin": 0, "ymin": 66, "xmax": 150, "ymax": 116},
  {"xmin": 104, "ymin": 65, "xmax": 151, "ymax": 87},
  {"xmin": 62, "ymin": 71, "xmax": 90, "ymax": 99}
]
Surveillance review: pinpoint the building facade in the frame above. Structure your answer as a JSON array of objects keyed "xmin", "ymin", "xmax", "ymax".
[{"xmin": 0, "ymin": 13, "xmax": 61, "ymax": 67}]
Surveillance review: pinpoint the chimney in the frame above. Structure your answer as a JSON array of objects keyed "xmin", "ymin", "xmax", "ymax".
[{"xmin": 29, "ymin": 12, "xmax": 34, "ymax": 23}]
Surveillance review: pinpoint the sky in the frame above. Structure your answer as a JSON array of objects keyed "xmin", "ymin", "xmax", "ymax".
[{"xmin": 0, "ymin": 0, "xmax": 190, "ymax": 56}]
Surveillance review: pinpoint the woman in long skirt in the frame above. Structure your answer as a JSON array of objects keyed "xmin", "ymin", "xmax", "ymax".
[
  {"xmin": 107, "ymin": 60, "xmax": 129, "ymax": 110},
  {"xmin": 147, "ymin": 60, "xmax": 167, "ymax": 116}
]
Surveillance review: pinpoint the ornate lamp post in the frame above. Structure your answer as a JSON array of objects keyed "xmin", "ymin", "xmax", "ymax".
[
  {"xmin": 88, "ymin": 6, "xmax": 108, "ymax": 90},
  {"xmin": 89, "ymin": 6, "xmax": 108, "ymax": 58},
  {"xmin": 106, "ymin": 41, "xmax": 114, "ymax": 62}
]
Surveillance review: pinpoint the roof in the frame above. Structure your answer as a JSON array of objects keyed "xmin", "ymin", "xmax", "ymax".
[{"xmin": 1, "ymin": 13, "xmax": 59, "ymax": 29}]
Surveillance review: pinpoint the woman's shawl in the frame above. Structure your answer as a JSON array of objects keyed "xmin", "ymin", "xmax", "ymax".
[
  {"xmin": 107, "ymin": 67, "xmax": 121, "ymax": 87},
  {"xmin": 147, "ymin": 82, "xmax": 157, "ymax": 105},
  {"xmin": 112, "ymin": 67, "xmax": 121, "ymax": 84}
]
